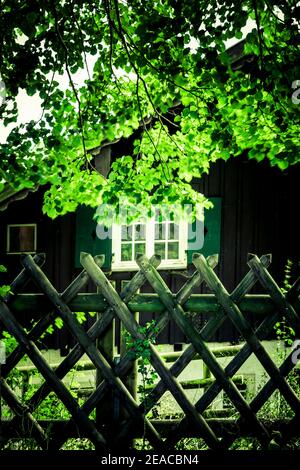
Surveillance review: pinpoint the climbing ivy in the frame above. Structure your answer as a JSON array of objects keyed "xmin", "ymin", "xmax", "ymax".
[
  {"xmin": 274, "ymin": 259, "xmax": 297, "ymax": 347},
  {"xmin": 0, "ymin": 265, "xmax": 11, "ymax": 298},
  {"xmin": 126, "ymin": 320, "xmax": 159, "ymax": 409},
  {"xmin": 0, "ymin": 1, "xmax": 300, "ymax": 220}
]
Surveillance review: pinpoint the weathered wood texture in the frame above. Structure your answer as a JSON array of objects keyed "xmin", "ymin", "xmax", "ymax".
[
  {"xmin": 7, "ymin": 293, "xmax": 282, "ymax": 314},
  {"xmin": 1, "ymin": 158, "xmax": 300, "ymax": 348},
  {"xmin": 0, "ymin": 252, "xmax": 299, "ymax": 452}
]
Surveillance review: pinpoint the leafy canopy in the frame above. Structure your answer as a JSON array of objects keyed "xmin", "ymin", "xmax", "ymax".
[{"xmin": 0, "ymin": 0, "xmax": 299, "ymax": 220}]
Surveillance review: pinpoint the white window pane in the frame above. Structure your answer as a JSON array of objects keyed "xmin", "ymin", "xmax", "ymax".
[
  {"xmin": 134, "ymin": 224, "xmax": 146, "ymax": 241},
  {"xmin": 134, "ymin": 242, "xmax": 146, "ymax": 257},
  {"xmin": 155, "ymin": 223, "xmax": 166, "ymax": 240},
  {"xmin": 154, "ymin": 242, "xmax": 166, "ymax": 259},
  {"xmin": 121, "ymin": 243, "xmax": 132, "ymax": 261},
  {"xmin": 168, "ymin": 223, "xmax": 179, "ymax": 240},
  {"xmin": 167, "ymin": 242, "xmax": 179, "ymax": 259},
  {"xmin": 121, "ymin": 225, "xmax": 132, "ymax": 241}
]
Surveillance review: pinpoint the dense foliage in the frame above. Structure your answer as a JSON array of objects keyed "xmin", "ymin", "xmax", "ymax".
[{"xmin": 0, "ymin": 1, "xmax": 299, "ymax": 220}]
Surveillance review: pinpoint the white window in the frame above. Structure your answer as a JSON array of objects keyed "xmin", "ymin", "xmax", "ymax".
[
  {"xmin": 7, "ymin": 224, "xmax": 37, "ymax": 254},
  {"xmin": 111, "ymin": 210, "xmax": 188, "ymax": 271}
]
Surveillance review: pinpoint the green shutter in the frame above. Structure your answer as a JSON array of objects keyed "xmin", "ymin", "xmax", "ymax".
[
  {"xmin": 187, "ymin": 197, "xmax": 222, "ymax": 264},
  {"xmin": 75, "ymin": 205, "xmax": 112, "ymax": 269}
]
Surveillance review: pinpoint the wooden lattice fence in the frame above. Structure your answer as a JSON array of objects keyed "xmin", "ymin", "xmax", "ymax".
[{"xmin": 0, "ymin": 252, "xmax": 300, "ymax": 452}]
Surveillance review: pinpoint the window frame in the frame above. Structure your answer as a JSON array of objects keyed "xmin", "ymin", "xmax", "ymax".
[
  {"xmin": 6, "ymin": 223, "xmax": 37, "ymax": 255},
  {"xmin": 111, "ymin": 216, "xmax": 188, "ymax": 271}
]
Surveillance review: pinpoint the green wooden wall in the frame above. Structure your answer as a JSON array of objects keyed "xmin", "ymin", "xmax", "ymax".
[{"xmin": 75, "ymin": 198, "xmax": 221, "ymax": 269}]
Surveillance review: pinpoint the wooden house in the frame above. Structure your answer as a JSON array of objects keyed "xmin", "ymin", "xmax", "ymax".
[{"xmin": 1, "ymin": 154, "xmax": 299, "ymax": 354}]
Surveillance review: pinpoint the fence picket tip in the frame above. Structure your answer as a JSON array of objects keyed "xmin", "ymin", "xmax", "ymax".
[
  {"xmin": 135, "ymin": 253, "xmax": 145, "ymax": 261},
  {"xmin": 80, "ymin": 252, "xmax": 92, "ymax": 263},
  {"xmin": 192, "ymin": 252, "xmax": 205, "ymax": 262},
  {"xmin": 207, "ymin": 254, "xmax": 219, "ymax": 267},
  {"xmin": 149, "ymin": 254, "xmax": 162, "ymax": 268},
  {"xmin": 20, "ymin": 253, "xmax": 34, "ymax": 263},
  {"xmin": 94, "ymin": 254, "xmax": 105, "ymax": 266},
  {"xmin": 34, "ymin": 253, "xmax": 46, "ymax": 264},
  {"xmin": 2, "ymin": 250, "xmax": 300, "ymax": 450},
  {"xmin": 136, "ymin": 253, "xmax": 161, "ymax": 265},
  {"xmin": 135, "ymin": 253, "xmax": 146, "ymax": 264},
  {"xmin": 247, "ymin": 253, "xmax": 258, "ymax": 263}
]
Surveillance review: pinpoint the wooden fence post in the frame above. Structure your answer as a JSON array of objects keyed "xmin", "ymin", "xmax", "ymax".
[
  {"xmin": 95, "ymin": 297, "xmax": 115, "ymax": 435},
  {"xmin": 2, "ymin": 252, "xmax": 300, "ymax": 450},
  {"xmin": 119, "ymin": 313, "xmax": 139, "ymax": 449},
  {"xmin": 120, "ymin": 314, "xmax": 139, "ymax": 403}
]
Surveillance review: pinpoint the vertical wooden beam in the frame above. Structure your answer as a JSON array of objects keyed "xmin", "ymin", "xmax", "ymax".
[
  {"xmin": 120, "ymin": 279, "xmax": 139, "ymax": 403},
  {"xmin": 95, "ymin": 303, "xmax": 115, "ymax": 431},
  {"xmin": 95, "ymin": 272, "xmax": 115, "ymax": 432},
  {"xmin": 125, "ymin": 314, "xmax": 139, "ymax": 403},
  {"xmin": 202, "ymin": 361, "xmax": 211, "ymax": 397},
  {"xmin": 119, "ymin": 311, "xmax": 139, "ymax": 449}
]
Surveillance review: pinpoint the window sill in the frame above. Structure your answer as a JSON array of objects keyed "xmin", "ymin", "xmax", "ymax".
[
  {"xmin": 111, "ymin": 261, "xmax": 187, "ymax": 272},
  {"xmin": 6, "ymin": 251, "xmax": 37, "ymax": 255}
]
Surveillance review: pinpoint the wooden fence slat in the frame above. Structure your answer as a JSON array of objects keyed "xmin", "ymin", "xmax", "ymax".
[
  {"xmin": 1, "ymin": 251, "xmax": 299, "ymax": 450},
  {"xmin": 162, "ymin": 254, "xmax": 273, "ymax": 448},
  {"xmin": 44, "ymin": 255, "xmax": 162, "ymax": 450},
  {"xmin": 21, "ymin": 254, "xmax": 164, "ymax": 452},
  {"xmin": 0, "ymin": 256, "xmax": 105, "ymax": 449},
  {"xmin": 117, "ymin": 254, "xmax": 270, "ymax": 446},
  {"xmin": 8, "ymin": 293, "xmax": 280, "ymax": 315},
  {"xmin": 221, "ymin": 276, "xmax": 300, "ymax": 449},
  {"xmin": 176, "ymin": 254, "xmax": 219, "ymax": 304},
  {"xmin": 2, "ymin": 417, "xmax": 299, "ymax": 439},
  {"xmin": 0, "ymin": 376, "xmax": 48, "ymax": 449},
  {"xmin": 136, "ymin": 254, "xmax": 271, "ymax": 448},
  {"xmin": 0, "ymin": 301, "xmax": 108, "ymax": 451},
  {"xmin": 87, "ymin": 253, "xmax": 214, "ymax": 448},
  {"xmin": 146, "ymin": 255, "xmax": 272, "ymax": 393},
  {"xmin": 160, "ymin": 344, "xmax": 244, "ymax": 362},
  {"xmin": 80, "ymin": 253, "xmax": 221, "ymax": 450},
  {"xmin": 248, "ymin": 254, "xmax": 300, "ymax": 336},
  {"xmin": 193, "ymin": 254, "xmax": 300, "ymax": 418},
  {"xmin": 2, "ymin": 253, "xmax": 46, "ymax": 303},
  {"xmin": 194, "ymin": 270, "xmax": 295, "ymax": 418},
  {"xmin": 2, "ymin": 255, "xmax": 104, "ymax": 380},
  {"xmin": 0, "ymin": 253, "xmax": 46, "ymax": 449}
]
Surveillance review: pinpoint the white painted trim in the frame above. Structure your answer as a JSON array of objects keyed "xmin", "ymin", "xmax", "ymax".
[
  {"xmin": 6, "ymin": 223, "xmax": 37, "ymax": 255},
  {"xmin": 111, "ymin": 217, "xmax": 188, "ymax": 271}
]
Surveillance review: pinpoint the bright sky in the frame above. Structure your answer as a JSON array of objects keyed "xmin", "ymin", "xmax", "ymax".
[
  {"xmin": 0, "ymin": 20, "xmax": 255, "ymax": 145},
  {"xmin": 0, "ymin": 65, "xmax": 93, "ymax": 144}
]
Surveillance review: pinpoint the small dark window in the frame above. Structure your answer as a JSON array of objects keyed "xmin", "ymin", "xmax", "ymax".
[{"xmin": 7, "ymin": 224, "xmax": 37, "ymax": 254}]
